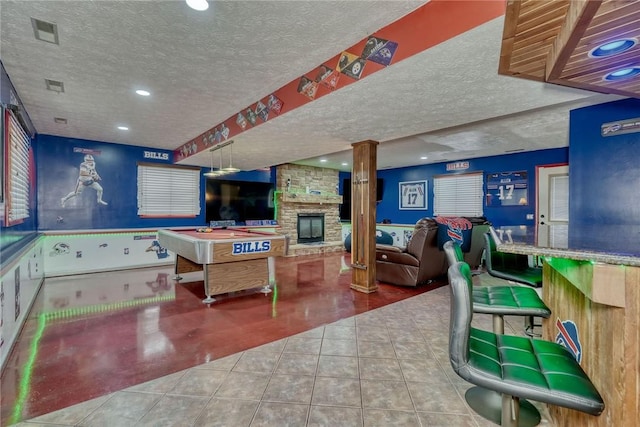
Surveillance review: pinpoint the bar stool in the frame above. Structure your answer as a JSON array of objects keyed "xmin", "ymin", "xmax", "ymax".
[
  {"xmin": 443, "ymin": 240, "xmax": 551, "ymax": 335},
  {"xmin": 444, "ymin": 240, "xmax": 551, "ymax": 426},
  {"xmin": 483, "ymin": 230, "xmax": 544, "ymax": 336},
  {"xmin": 447, "ymin": 261, "xmax": 604, "ymax": 427}
]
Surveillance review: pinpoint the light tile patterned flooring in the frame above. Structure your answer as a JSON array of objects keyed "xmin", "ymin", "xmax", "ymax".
[{"xmin": 13, "ymin": 274, "xmax": 554, "ymax": 427}]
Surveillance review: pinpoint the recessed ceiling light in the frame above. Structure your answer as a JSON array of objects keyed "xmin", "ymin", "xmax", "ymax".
[
  {"xmin": 186, "ymin": 0, "xmax": 209, "ymax": 11},
  {"xmin": 589, "ymin": 38, "xmax": 637, "ymax": 58},
  {"xmin": 420, "ymin": 156, "xmax": 428, "ymax": 160},
  {"xmin": 341, "ymin": 162, "xmax": 348, "ymax": 166},
  {"xmin": 135, "ymin": 89, "xmax": 150, "ymax": 96},
  {"xmin": 117, "ymin": 126, "xmax": 129, "ymax": 130},
  {"xmin": 320, "ymin": 159, "xmax": 328, "ymax": 163},
  {"xmin": 604, "ymin": 67, "xmax": 640, "ymax": 81}
]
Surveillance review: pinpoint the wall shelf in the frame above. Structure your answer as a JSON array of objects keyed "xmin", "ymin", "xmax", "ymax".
[{"xmin": 279, "ymin": 193, "xmax": 343, "ymax": 205}]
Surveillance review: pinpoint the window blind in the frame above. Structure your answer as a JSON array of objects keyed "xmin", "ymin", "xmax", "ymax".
[
  {"xmin": 5, "ymin": 109, "xmax": 31, "ymax": 225},
  {"xmin": 550, "ymin": 175, "xmax": 569, "ymax": 221},
  {"xmin": 137, "ymin": 163, "xmax": 200, "ymax": 217},
  {"xmin": 433, "ymin": 172, "xmax": 484, "ymax": 217}
]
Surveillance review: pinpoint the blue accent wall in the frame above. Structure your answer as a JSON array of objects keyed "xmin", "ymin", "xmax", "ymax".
[
  {"xmin": 568, "ymin": 98, "xmax": 640, "ymax": 255},
  {"xmin": 340, "ymin": 148, "xmax": 568, "ymax": 227},
  {"xmin": 36, "ymin": 134, "xmax": 271, "ymax": 231}
]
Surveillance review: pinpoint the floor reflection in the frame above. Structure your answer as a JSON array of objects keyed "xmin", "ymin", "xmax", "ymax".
[{"xmin": 1, "ymin": 252, "xmax": 437, "ymax": 425}]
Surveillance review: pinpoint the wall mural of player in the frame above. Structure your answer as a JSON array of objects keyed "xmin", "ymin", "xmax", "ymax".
[{"xmin": 60, "ymin": 154, "xmax": 108, "ymax": 207}]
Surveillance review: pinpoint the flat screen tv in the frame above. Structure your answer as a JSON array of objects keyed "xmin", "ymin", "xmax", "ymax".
[
  {"xmin": 339, "ymin": 178, "xmax": 384, "ymax": 220},
  {"xmin": 206, "ymin": 179, "xmax": 274, "ymax": 223}
]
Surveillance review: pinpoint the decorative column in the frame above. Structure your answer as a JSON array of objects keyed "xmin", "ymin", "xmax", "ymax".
[{"xmin": 350, "ymin": 140, "xmax": 378, "ymax": 293}]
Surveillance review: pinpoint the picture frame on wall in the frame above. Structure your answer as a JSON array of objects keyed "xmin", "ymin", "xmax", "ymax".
[
  {"xmin": 485, "ymin": 171, "xmax": 528, "ymax": 207},
  {"xmin": 399, "ymin": 180, "xmax": 427, "ymax": 210}
]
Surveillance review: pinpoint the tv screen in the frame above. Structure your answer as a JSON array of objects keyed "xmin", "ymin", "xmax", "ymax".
[
  {"xmin": 206, "ymin": 179, "xmax": 274, "ymax": 223},
  {"xmin": 340, "ymin": 178, "xmax": 384, "ymax": 220}
]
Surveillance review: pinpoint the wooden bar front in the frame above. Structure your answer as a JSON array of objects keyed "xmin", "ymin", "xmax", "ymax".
[{"xmin": 542, "ymin": 259, "xmax": 640, "ymax": 427}]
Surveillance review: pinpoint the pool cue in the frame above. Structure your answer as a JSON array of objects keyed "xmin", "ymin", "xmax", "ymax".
[
  {"xmin": 359, "ymin": 161, "xmax": 364, "ymax": 267},
  {"xmin": 351, "ymin": 161, "xmax": 367, "ymax": 270}
]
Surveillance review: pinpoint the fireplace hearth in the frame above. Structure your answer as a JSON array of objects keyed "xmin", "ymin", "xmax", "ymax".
[{"xmin": 297, "ymin": 213, "xmax": 324, "ymax": 244}]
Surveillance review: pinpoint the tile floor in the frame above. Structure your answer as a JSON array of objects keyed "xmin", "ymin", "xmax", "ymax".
[{"xmin": 2, "ymin": 253, "xmax": 554, "ymax": 426}]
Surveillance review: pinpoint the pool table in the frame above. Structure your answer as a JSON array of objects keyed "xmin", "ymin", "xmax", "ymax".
[{"xmin": 158, "ymin": 228, "xmax": 287, "ymax": 303}]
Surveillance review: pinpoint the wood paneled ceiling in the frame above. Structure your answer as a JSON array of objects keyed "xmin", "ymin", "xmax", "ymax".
[{"xmin": 499, "ymin": 0, "xmax": 640, "ymax": 98}]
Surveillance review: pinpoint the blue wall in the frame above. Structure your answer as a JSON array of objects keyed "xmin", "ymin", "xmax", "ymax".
[
  {"xmin": 36, "ymin": 134, "xmax": 271, "ymax": 231},
  {"xmin": 569, "ymin": 98, "xmax": 640, "ymax": 255},
  {"xmin": 340, "ymin": 148, "xmax": 568, "ymax": 227}
]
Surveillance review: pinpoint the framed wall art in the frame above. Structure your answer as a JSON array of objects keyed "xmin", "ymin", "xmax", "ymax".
[{"xmin": 399, "ymin": 180, "xmax": 427, "ymax": 210}]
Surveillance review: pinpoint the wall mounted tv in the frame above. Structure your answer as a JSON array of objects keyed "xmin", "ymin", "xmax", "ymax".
[
  {"xmin": 206, "ymin": 179, "xmax": 275, "ymax": 223},
  {"xmin": 339, "ymin": 178, "xmax": 384, "ymax": 220}
]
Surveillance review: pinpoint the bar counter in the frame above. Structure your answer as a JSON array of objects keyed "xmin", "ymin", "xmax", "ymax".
[{"xmin": 496, "ymin": 233, "xmax": 640, "ymax": 427}]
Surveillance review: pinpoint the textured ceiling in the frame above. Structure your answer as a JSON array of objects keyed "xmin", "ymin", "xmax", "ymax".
[{"xmin": 0, "ymin": 1, "xmax": 625, "ymax": 173}]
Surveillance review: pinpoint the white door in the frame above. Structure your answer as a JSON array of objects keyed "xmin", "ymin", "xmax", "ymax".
[{"xmin": 537, "ymin": 165, "xmax": 569, "ymax": 248}]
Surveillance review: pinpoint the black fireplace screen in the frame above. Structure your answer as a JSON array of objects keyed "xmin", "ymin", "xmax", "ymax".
[{"xmin": 297, "ymin": 213, "xmax": 324, "ymax": 243}]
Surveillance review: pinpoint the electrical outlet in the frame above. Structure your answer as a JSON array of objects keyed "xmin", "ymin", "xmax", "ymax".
[{"xmin": 526, "ymin": 213, "xmax": 534, "ymax": 220}]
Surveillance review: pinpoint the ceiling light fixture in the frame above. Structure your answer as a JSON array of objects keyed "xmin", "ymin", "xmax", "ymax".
[
  {"xmin": 117, "ymin": 126, "xmax": 129, "ymax": 130},
  {"xmin": 604, "ymin": 67, "xmax": 640, "ymax": 82},
  {"xmin": 222, "ymin": 140, "xmax": 240, "ymax": 172},
  {"xmin": 203, "ymin": 148, "xmax": 219, "ymax": 177},
  {"xmin": 186, "ymin": 0, "xmax": 209, "ymax": 11},
  {"xmin": 135, "ymin": 89, "xmax": 150, "ymax": 96},
  {"xmin": 589, "ymin": 38, "xmax": 637, "ymax": 58}
]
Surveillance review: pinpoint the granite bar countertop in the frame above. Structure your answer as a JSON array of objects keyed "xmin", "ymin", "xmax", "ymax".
[{"xmin": 498, "ymin": 243, "xmax": 640, "ymax": 267}]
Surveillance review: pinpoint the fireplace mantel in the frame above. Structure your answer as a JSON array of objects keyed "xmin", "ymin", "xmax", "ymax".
[{"xmin": 279, "ymin": 193, "xmax": 342, "ymax": 205}]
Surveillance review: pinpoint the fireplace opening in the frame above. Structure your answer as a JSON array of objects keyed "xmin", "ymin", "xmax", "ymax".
[{"xmin": 297, "ymin": 213, "xmax": 324, "ymax": 244}]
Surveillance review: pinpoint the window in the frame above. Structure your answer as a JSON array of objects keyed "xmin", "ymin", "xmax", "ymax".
[
  {"xmin": 433, "ymin": 172, "xmax": 484, "ymax": 217},
  {"xmin": 137, "ymin": 162, "xmax": 201, "ymax": 217},
  {"xmin": 4, "ymin": 108, "xmax": 31, "ymax": 225}
]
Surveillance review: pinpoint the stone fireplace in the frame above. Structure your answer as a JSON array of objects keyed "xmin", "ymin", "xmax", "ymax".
[{"xmin": 276, "ymin": 164, "xmax": 344, "ymax": 255}]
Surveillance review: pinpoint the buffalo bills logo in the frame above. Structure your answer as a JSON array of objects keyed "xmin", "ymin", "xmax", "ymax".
[
  {"xmin": 435, "ymin": 216, "xmax": 472, "ymax": 247},
  {"xmin": 232, "ymin": 241, "xmax": 271, "ymax": 255},
  {"xmin": 555, "ymin": 318, "xmax": 582, "ymax": 363}
]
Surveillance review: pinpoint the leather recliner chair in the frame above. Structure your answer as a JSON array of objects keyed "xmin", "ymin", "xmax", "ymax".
[{"xmin": 375, "ymin": 218, "xmax": 447, "ymax": 286}]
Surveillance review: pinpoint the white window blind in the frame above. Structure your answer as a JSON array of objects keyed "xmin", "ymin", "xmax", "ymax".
[
  {"xmin": 433, "ymin": 172, "xmax": 484, "ymax": 217},
  {"xmin": 550, "ymin": 175, "xmax": 569, "ymax": 221},
  {"xmin": 137, "ymin": 162, "xmax": 201, "ymax": 217},
  {"xmin": 5, "ymin": 109, "xmax": 31, "ymax": 225}
]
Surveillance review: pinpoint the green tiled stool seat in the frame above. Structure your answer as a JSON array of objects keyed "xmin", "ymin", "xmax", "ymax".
[
  {"xmin": 473, "ymin": 286, "xmax": 551, "ymax": 335},
  {"xmin": 443, "ymin": 240, "xmax": 551, "ymax": 334},
  {"xmin": 448, "ymin": 262, "xmax": 605, "ymax": 427}
]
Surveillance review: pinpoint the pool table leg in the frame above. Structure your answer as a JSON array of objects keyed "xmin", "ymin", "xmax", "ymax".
[
  {"xmin": 202, "ymin": 265, "xmax": 216, "ymax": 304},
  {"xmin": 259, "ymin": 257, "xmax": 275, "ymax": 294}
]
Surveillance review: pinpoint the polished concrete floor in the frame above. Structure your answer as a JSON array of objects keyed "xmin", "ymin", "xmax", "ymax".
[{"xmin": 1, "ymin": 252, "xmax": 552, "ymax": 426}]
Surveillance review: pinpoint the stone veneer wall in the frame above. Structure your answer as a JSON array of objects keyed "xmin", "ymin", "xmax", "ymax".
[{"xmin": 276, "ymin": 164, "xmax": 342, "ymax": 245}]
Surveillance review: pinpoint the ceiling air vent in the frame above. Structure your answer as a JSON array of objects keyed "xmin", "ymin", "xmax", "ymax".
[
  {"xmin": 31, "ymin": 18, "xmax": 59, "ymax": 44},
  {"xmin": 54, "ymin": 117, "xmax": 67, "ymax": 124},
  {"xmin": 45, "ymin": 79, "xmax": 65, "ymax": 93}
]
